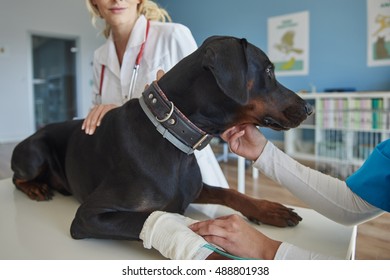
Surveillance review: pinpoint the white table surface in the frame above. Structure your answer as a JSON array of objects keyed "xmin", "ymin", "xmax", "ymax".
[{"xmin": 0, "ymin": 178, "xmax": 356, "ymax": 260}]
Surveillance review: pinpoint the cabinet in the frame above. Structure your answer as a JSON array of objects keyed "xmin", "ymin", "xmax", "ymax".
[{"xmin": 285, "ymin": 92, "xmax": 390, "ymax": 179}]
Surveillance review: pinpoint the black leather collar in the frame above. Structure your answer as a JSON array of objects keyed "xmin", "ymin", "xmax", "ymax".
[{"xmin": 139, "ymin": 82, "xmax": 213, "ymax": 154}]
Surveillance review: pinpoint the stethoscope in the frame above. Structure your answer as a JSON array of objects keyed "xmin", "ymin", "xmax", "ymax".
[{"xmin": 96, "ymin": 20, "xmax": 150, "ymax": 105}]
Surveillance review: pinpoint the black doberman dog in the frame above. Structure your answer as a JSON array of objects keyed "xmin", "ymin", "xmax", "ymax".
[{"xmin": 11, "ymin": 36, "xmax": 312, "ymax": 257}]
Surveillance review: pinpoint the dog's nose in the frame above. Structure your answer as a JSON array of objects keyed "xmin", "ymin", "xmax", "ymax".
[{"xmin": 305, "ymin": 103, "xmax": 314, "ymax": 116}]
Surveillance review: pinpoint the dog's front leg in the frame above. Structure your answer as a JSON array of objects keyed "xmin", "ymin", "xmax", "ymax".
[
  {"xmin": 71, "ymin": 203, "xmax": 227, "ymax": 259},
  {"xmin": 194, "ymin": 184, "xmax": 302, "ymax": 227},
  {"xmin": 70, "ymin": 203, "xmax": 151, "ymax": 240},
  {"xmin": 139, "ymin": 211, "xmax": 227, "ymax": 259}
]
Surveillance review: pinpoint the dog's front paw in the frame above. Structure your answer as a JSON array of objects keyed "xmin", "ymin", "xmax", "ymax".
[
  {"xmin": 242, "ymin": 199, "xmax": 302, "ymax": 227},
  {"xmin": 16, "ymin": 182, "xmax": 54, "ymax": 201}
]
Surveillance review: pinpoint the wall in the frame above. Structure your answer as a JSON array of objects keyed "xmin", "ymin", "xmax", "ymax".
[
  {"xmin": 0, "ymin": 0, "xmax": 104, "ymax": 142},
  {"xmin": 157, "ymin": 0, "xmax": 390, "ymax": 139},
  {"xmin": 1, "ymin": 0, "xmax": 389, "ymax": 142}
]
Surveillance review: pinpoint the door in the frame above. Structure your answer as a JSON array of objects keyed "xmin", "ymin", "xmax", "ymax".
[{"xmin": 32, "ymin": 35, "xmax": 77, "ymax": 130}]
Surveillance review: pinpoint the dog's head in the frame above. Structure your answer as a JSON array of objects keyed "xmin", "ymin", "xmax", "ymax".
[
  {"xmin": 199, "ymin": 36, "xmax": 313, "ymax": 131},
  {"xmin": 159, "ymin": 36, "xmax": 312, "ymax": 135}
]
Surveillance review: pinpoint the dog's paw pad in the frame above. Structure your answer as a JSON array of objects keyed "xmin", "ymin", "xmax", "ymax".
[
  {"xmin": 287, "ymin": 219, "xmax": 298, "ymax": 227},
  {"xmin": 248, "ymin": 217, "xmax": 261, "ymax": 225},
  {"xmin": 27, "ymin": 184, "xmax": 53, "ymax": 201}
]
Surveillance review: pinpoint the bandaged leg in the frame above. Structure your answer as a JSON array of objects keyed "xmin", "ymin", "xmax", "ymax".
[{"xmin": 139, "ymin": 211, "xmax": 213, "ymax": 260}]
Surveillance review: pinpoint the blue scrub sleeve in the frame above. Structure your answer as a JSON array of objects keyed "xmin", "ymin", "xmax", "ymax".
[{"xmin": 346, "ymin": 139, "xmax": 390, "ymax": 212}]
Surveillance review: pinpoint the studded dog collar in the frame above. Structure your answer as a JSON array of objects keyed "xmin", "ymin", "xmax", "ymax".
[{"xmin": 139, "ymin": 82, "xmax": 213, "ymax": 154}]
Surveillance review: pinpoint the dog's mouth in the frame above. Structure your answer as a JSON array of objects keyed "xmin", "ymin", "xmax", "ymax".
[
  {"xmin": 262, "ymin": 117, "xmax": 289, "ymax": 131},
  {"xmin": 262, "ymin": 102, "xmax": 313, "ymax": 131}
]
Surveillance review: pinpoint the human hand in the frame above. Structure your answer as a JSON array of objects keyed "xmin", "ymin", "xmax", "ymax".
[
  {"xmin": 82, "ymin": 104, "xmax": 117, "ymax": 135},
  {"xmin": 144, "ymin": 69, "xmax": 165, "ymax": 90},
  {"xmin": 82, "ymin": 70, "xmax": 165, "ymax": 135},
  {"xmin": 156, "ymin": 69, "xmax": 165, "ymax": 80},
  {"xmin": 189, "ymin": 214, "xmax": 281, "ymax": 260},
  {"xmin": 221, "ymin": 124, "xmax": 267, "ymax": 161}
]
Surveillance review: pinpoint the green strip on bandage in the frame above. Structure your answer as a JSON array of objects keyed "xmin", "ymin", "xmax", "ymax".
[{"xmin": 203, "ymin": 243, "xmax": 259, "ymax": 260}]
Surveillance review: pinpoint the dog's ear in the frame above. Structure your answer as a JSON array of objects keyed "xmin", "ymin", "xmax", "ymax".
[{"xmin": 201, "ymin": 37, "xmax": 250, "ymax": 105}]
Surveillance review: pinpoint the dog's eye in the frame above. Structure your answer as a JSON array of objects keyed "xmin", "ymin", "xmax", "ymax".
[{"xmin": 266, "ymin": 66, "xmax": 274, "ymax": 78}]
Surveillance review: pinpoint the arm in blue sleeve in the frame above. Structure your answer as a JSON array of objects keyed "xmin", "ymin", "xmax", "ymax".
[{"xmin": 346, "ymin": 139, "xmax": 390, "ymax": 212}]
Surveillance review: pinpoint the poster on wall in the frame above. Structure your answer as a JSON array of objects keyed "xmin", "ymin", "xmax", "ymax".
[
  {"xmin": 267, "ymin": 11, "xmax": 309, "ymax": 76},
  {"xmin": 367, "ymin": 0, "xmax": 390, "ymax": 67}
]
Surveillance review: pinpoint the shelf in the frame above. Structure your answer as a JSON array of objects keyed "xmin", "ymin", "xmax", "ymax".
[
  {"xmin": 285, "ymin": 91, "xmax": 390, "ymax": 179},
  {"xmin": 299, "ymin": 91, "xmax": 390, "ymax": 99},
  {"xmin": 297, "ymin": 124, "xmax": 316, "ymax": 129}
]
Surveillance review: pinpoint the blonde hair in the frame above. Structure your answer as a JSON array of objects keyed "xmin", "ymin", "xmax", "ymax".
[{"xmin": 85, "ymin": 0, "xmax": 172, "ymax": 38}]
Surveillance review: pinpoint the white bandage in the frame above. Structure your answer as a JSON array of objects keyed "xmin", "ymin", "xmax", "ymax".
[
  {"xmin": 139, "ymin": 211, "xmax": 213, "ymax": 260},
  {"xmin": 275, "ymin": 242, "xmax": 335, "ymax": 260}
]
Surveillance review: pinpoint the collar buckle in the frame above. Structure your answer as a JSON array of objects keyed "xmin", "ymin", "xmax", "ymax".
[{"xmin": 140, "ymin": 82, "xmax": 213, "ymax": 154}]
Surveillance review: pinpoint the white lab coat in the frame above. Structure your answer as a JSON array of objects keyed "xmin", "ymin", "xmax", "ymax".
[{"xmin": 91, "ymin": 15, "xmax": 229, "ymax": 188}]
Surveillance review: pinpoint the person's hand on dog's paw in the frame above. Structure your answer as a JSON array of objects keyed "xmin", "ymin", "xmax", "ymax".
[{"xmin": 190, "ymin": 214, "xmax": 282, "ymax": 260}]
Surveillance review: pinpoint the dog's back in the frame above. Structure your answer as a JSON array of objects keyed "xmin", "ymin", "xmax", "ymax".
[{"xmin": 64, "ymin": 100, "xmax": 203, "ymax": 207}]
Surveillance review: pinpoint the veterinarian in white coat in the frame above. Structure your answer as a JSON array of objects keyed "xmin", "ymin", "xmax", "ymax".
[{"xmin": 83, "ymin": 0, "xmax": 228, "ymax": 189}]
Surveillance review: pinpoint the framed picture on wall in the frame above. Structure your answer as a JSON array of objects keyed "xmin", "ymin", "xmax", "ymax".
[
  {"xmin": 267, "ymin": 11, "xmax": 309, "ymax": 76},
  {"xmin": 367, "ymin": 0, "xmax": 390, "ymax": 67}
]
